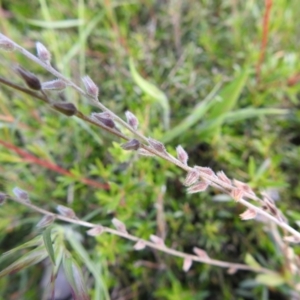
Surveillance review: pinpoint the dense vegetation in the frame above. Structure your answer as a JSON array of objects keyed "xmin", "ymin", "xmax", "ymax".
[{"xmin": 0, "ymin": 0, "xmax": 300, "ymax": 299}]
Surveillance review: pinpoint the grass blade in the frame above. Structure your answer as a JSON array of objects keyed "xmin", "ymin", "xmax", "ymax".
[
  {"xmin": 43, "ymin": 226, "xmax": 56, "ymax": 265},
  {"xmin": 129, "ymin": 57, "xmax": 170, "ymax": 129}
]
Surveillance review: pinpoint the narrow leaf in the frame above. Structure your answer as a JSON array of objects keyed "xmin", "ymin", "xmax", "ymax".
[
  {"xmin": 245, "ymin": 253, "xmax": 261, "ymax": 269},
  {"xmin": 63, "ymin": 255, "xmax": 90, "ymax": 300},
  {"xmin": 0, "ymin": 247, "xmax": 48, "ymax": 278},
  {"xmin": 43, "ymin": 227, "xmax": 56, "ymax": 265},
  {"xmin": 256, "ymin": 273, "xmax": 285, "ymax": 287},
  {"xmin": 129, "ymin": 58, "xmax": 169, "ymax": 129}
]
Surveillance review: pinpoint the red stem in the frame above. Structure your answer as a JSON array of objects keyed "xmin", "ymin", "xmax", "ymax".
[
  {"xmin": 0, "ymin": 140, "xmax": 109, "ymax": 190},
  {"xmin": 256, "ymin": 0, "xmax": 273, "ymax": 84}
]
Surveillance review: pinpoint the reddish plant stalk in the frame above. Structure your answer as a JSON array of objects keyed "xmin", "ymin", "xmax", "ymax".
[
  {"xmin": 256, "ymin": 0, "xmax": 273, "ymax": 84},
  {"xmin": 0, "ymin": 140, "xmax": 109, "ymax": 190}
]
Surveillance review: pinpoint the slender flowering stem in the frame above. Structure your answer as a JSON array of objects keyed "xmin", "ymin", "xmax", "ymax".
[
  {"xmin": 7, "ymin": 195, "xmax": 273, "ymax": 274},
  {"xmin": 1, "ymin": 34, "xmax": 300, "ymax": 246}
]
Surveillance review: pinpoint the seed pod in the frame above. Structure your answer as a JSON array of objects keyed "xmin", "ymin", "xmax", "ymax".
[
  {"xmin": 15, "ymin": 66, "xmax": 41, "ymax": 90},
  {"xmin": 91, "ymin": 113, "xmax": 116, "ymax": 128},
  {"xmin": 121, "ymin": 139, "xmax": 140, "ymax": 151},
  {"xmin": 52, "ymin": 102, "xmax": 77, "ymax": 116}
]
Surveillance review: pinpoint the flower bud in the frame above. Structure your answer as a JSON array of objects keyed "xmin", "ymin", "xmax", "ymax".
[
  {"xmin": 52, "ymin": 102, "xmax": 77, "ymax": 116},
  {"xmin": 36, "ymin": 215, "xmax": 55, "ymax": 228},
  {"xmin": 148, "ymin": 138, "xmax": 167, "ymax": 153},
  {"xmin": 112, "ymin": 218, "xmax": 127, "ymax": 234},
  {"xmin": 87, "ymin": 226, "xmax": 104, "ymax": 236},
  {"xmin": 12, "ymin": 187, "xmax": 30, "ymax": 203},
  {"xmin": 176, "ymin": 145, "xmax": 189, "ymax": 165},
  {"xmin": 91, "ymin": 113, "xmax": 115, "ymax": 128},
  {"xmin": 42, "ymin": 79, "xmax": 66, "ymax": 91},
  {"xmin": 121, "ymin": 139, "xmax": 140, "ymax": 151},
  {"xmin": 15, "ymin": 66, "xmax": 41, "ymax": 90},
  {"xmin": 56, "ymin": 205, "xmax": 77, "ymax": 218},
  {"xmin": 125, "ymin": 111, "xmax": 139, "ymax": 130},
  {"xmin": 82, "ymin": 76, "xmax": 99, "ymax": 98},
  {"xmin": 36, "ymin": 42, "xmax": 51, "ymax": 64}
]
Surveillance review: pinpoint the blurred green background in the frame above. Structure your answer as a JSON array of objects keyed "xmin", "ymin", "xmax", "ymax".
[{"xmin": 0, "ymin": 0, "xmax": 300, "ymax": 299}]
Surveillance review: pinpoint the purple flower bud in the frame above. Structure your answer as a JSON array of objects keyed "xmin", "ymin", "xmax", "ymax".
[
  {"xmin": 194, "ymin": 166, "xmax": 216, "ymax": 177},
  {"xmin": 133, "ymin": 240, "xmax": 146, "ymax": 250},
  {"xmin": 15, "ymin": 66, "xmax": 41, "ymax": 90},
  {"xmin": 186, "ymin": 181, "xmax": 208, "ymax": 194},
  {"xmin": 82, "ymin": 76, "xmax": 99, "ymax": 98},
  {"xmin": 176, "ymin": 145, "xmax": 188, "ymax": 165},
  {"xmin": 87, "ymin": 226, "xmax": 104, "ymax": 236},
  {"xmin": 121, "ymin": 139, "xmax": 140, "ymax": 151},
  {"xmin": 148, "ymin": 138, "xmax": 167, "ymax": 153},
  {"xmin": 42, "ymin": 79, "xmax": 67, "ymax": 91},
  {"xmin": 91, "ymin": 113, "xmax": 116, "ymax": 128},
  {"xmin": 125, "ymin": 111, "xmax": 139, "ymax": 130},
  {"xmin": 150, "ymin": 234, "xmax": 165, "ymax": 246},
  {"xmin": 184, "ymin": 169, "xmax": 200, "ymax": 186},
  {"xmin": 52, "ymin": 102, "xmax": 77, "ymax": 116},
  {"xmin": 36, "ymin": 215, "xmax": 55, "ymax": 228},
  {"xmin": 239, "ymin": 208, "xmax": 257, "ymax": 220},
  {"xmin": 12, "ymin": 187, "xmax": 30, "ymax": 203},
  {"xmin": 36, "ymin": 42, "xmax": 51, "ymax": 64},
  {"xmin": 112, "ymin": 218, "xmax": 127, "ymax": 234},
  {"xmin": 193, "ymin": 247, "xmax": 209, "ymax": 259},
  {"xmin": 216, "ymin": 171, "xmax": 231, "ymax": 185},
  {"xmin": 231, "ymin": 188, "xmax": 244, "ymax": 202},
  {"xmin": 56, "ymin": 205, "xmax": 77, "ymax": 219}
]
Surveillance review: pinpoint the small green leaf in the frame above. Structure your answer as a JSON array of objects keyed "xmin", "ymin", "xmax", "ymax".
[
  {"xmin": 256, "ymin": 273, "xmax": 285, "ymax": 287},
  {"xmin": 208, "ymin": 67, "xmax": 249, "ymax": 120},
  {"xmin": 43, "ymin": 227, "xmax": 56, "ymax": 265},
  {"xmin": 25, "ymin": 19, "xmax": 85, "ymax": 29},
  {"xmin": 245, "ymin": 253, "xmax": 261, "ymax": 269},
  {"xmin": 0, "ymin": 247, "xmax": 48, "ymax": 278},
  {"xmin": 63, "ymin": 254, "xmax": 90, "ymax": 300},
  {"xmin": 0, "ymin": 236, "xmax": 43, "ymax": 263},
  {"xmin": 224, "ymin": 108, "xmax": 289, "ymax": 124},
  {"xmin": 129, "ymin": 57, "xmax": 170, "ymax": 129}
]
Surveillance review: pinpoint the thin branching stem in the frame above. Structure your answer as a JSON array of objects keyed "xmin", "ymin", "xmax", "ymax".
[
  {"xmin": 1, "ymin": 33, "xmax": 300, "ymax": 259},
  {"xmin": 7, "ymin": 195, "xmax": 273, "ymax": 274}
]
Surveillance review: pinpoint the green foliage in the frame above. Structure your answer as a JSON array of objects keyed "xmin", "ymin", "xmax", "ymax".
[{"xmin": 0, "ymin": 0, "xmax": 300, "ymax": 299}]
